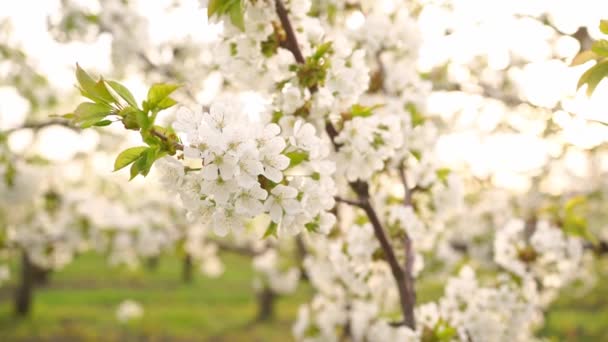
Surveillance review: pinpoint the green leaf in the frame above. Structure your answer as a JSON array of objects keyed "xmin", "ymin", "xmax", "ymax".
[
  {"xmin": 105, "ymin": 80, "xmax": 138, "ymax": 108},
  {"xmin": 286, "ymin": 151, "xmax": 309, "ymax": 168},
  {"xmin": 141, "ymin": 146, "xmax": 164, "ymax": 176},
  {"xmin": 263, "ymin": 222, "xmax": 278, "ymax": 238},
  {"xmin": 229, "ymin": 0, "xmax": 245, "ymax": 31},
  {"xmin": 312, "ymin": 42, "xmax": 333, "ymax": 60},
  {"xmin": 147, "ymin": 83, "xmax": 180, "ymax": 111},
  {"xmin": 207, "ymin": 0, "xmax": 221, "ymax": 17},
  {"xmin": 93, "ymin": 120, "xmax": 112, "ymax": 127},
  {"xmin": 156, "ymin": 97, "xmax": 177, "ymax": 110},
  {"xmin": 129, "ymin": 158, "xmax": 142, "ymax": 180},
  {"xmin": 600, "ymin": 19, "xmax": 608, "ymax": 35},
  {"xmin": 591, "ymin": 39, "xmax": 608, "ymax": 57},
  {"xmin": 570, "ymin": 50, "xmax": 599, "ymax": 66},
  {"xmin": 406, "ymin": 102, "xmax": 425, "ymax": 127},
  {"xmin": 73, "ymin": 102, "xmax": 114, "ymax": 128},
  {"xmin": 564, "ymin": 195, "xmax": 586, "ymax": 213},
  {"xmin": 350, "ymin": 104, "xmax": 384, "ymax": 118},
  {"xmin": 305, "ymin": 221, "xmax": 319, "ymax": 233},
  {"xmin": 75, "ymin": 64, "xmax": 115, "ymax": 105},
  {"xmin": 436, "ymin": 168, "xmax": 451, "ymax": 183},
  {"xmin": 76, "ymin": 64, "xmax": 98, "ymax": 96},
  {"xmin": 114, "ymin": 146, "xmax": 148, "ymax": 171},
  {"xmin": 136, "ymin": 111, "xmax": 150, "ymax": 130},
  {"xmin": 577, "ymin": 59, "xmax": 608, "ymax": 96},
  {"xmin": 207, "ymin": 0, "xmax": 244, "ymax": 31}
]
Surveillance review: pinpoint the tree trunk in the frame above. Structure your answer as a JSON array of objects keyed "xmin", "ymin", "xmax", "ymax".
[
  {"xmin": 32, "ymin": 264, "xmax": 51, "ymax": 286},
  {"xmin": 146, "ymin": 256, "xmax": 160, "ymax": 271},
  {"xmin": 255, "ymin": 286, "xmax": 276, "ymax": 322},
  {"xmin": 15, "ymin": 251, "xmax": 34, "ymax": 317},
  {"xmin": 182, "ymin": 253, "xmax": 193, "ymax": 283}
]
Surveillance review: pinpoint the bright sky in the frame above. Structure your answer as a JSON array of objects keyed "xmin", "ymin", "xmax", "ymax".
[{"xmin": 1, "ymin": 0, "xmax": 607, "ymax": 189}]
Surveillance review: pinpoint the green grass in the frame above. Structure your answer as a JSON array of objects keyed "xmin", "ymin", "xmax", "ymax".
[
  {"xmin": 0, "ymin": 253, "xmax": 310, "ymax": 341},
  {"xmin": 0, "ymin": 253, "xmax": 606, "ymax": 341}
]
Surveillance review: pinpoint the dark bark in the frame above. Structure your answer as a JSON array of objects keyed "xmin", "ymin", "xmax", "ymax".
[
  {"xmin": 32, "ymin": 264, "xmax": 51, "ymax": 286},
  {"xmin": 182, "ymin": 253, "xmax": 193, "ymax": 283},
  {"xmin": 146, "ymin": 256, "xmax": 160, "ymax": 271},
  {"xmin": 15, "ymin": 252, "xmax": 34, "ymax": 317},
  {"xmin": 273, "ymin": 0, "xmax": 417, "ymax": 329},
  {"xmin": 255, "ymin": 286, "xmax": 276, "ymax": 322}
]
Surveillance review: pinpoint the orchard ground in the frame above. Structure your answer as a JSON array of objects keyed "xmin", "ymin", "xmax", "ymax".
[{"xmin": 0, "ymin": 253, "xmax": 607, "ymax": 341}]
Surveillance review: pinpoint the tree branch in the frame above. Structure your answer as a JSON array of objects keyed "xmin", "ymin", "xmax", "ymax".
[
  {"xmin": 2, "ymin": 120, "xmax": 78, "ymax": 135},
  {"xmin": 273, "ymin": 0, "xmax": 416, "ymax": 328},
  {"xmin": 274, "ymin": 0, "xmax": 305, "ymax": 64},
  {"xmin": 335, "ymin": 196, "xmax": 364, "ymax": 207}
]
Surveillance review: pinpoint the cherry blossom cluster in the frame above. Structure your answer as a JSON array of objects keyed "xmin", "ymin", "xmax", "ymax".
[
  {"xmin": 157, "ymin": 100, "xmax": 336, "ymax": 237},
  {"xmin": 494, "ymin": 218, "xmax": 585, "ymax": 290}
]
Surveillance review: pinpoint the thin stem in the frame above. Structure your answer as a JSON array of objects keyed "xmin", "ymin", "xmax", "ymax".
[{"xmin": 334, "ymin": 196, "xmax": 364, "ymax": 207}]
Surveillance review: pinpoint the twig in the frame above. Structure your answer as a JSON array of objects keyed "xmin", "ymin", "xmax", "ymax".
[{"xmin": 334, "ymin": 196, "xmax": 364, "ymax": 207}]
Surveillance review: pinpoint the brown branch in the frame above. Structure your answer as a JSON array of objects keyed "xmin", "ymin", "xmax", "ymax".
[
  {"xmin": 402, "ymin": 233, "xmax": 416, "ymax": 329},
  {"xmin": 335, "ymin": 196, "xmax": 364, "ymax": 207},
  {"xmin": 396, "ymin": 164, "xmax": 417, "ymax": 328},
  {"xmin": 2, "ymin": 120, "xmax": 78, "ymax": 135},
  {"xmin": 274, "ymin": 0, "xmax": 305, "ymax": 64},
  {"xmin": 274, "ymin": 0, "xmax": 416, "ymax": 328}
]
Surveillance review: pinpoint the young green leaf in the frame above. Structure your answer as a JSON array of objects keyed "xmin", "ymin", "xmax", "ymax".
[
  {"xmin": 263, "ymin": 221, "xmax": 278, "ymax": 238},
  {"xmin": 228, "ymin": 0, "xmax": 245, "ymax": 31},
  {"xmin": 73, "ymin": 102, "xmax": 114, "ymax": 128},
  {"xmin": 93, "ymin": 120, "xmax": 112, "ymax": 127},
  {"xmin": 577, "ymin": 59, "xmax": 608, "ymax": 96},
  {"xmin": 147, "ymin": 83, "xmax": 180, "ymax": 111},
  {"xmin": 591, "ymin": 39, "xmax": 608, "ymax": 57},
  {"xmin": 600, "ymin": 19, "xmax": 608, "ymax": 35},
  {"xmin": 436, "ymin": 168, "xmax": 451, "ymax": 183},
  {"xmin": 75, "ymin": 64, "xmax": 115, "ymax": 105},
  {"xmin": 105, "ymin": 80, "xmax": 138, "ymax": 108},
  {"xmin": 156, "ymin": 97, "xmax": 177, "ymax": 111},
  {"xmin": 129, "ymin": 158, "xmax": 143, "ymax": 180},
  {"xmin": 207, "ymin": 0, "xmax": 221, "ymax": 18},
  {"xmin": 350, "ymin": 104, "xmax": 384, "ymax": 118},
  {"xmin": 570, "ymin": 50, "xmax": 598, "ymax": 66},
  {"xmin": 286, "ymin": 151, "xmax": 309, "ymax": 168},
  {"xmin": 114, "ymin": 146, "xmax": 148, "ymax": 171}
]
